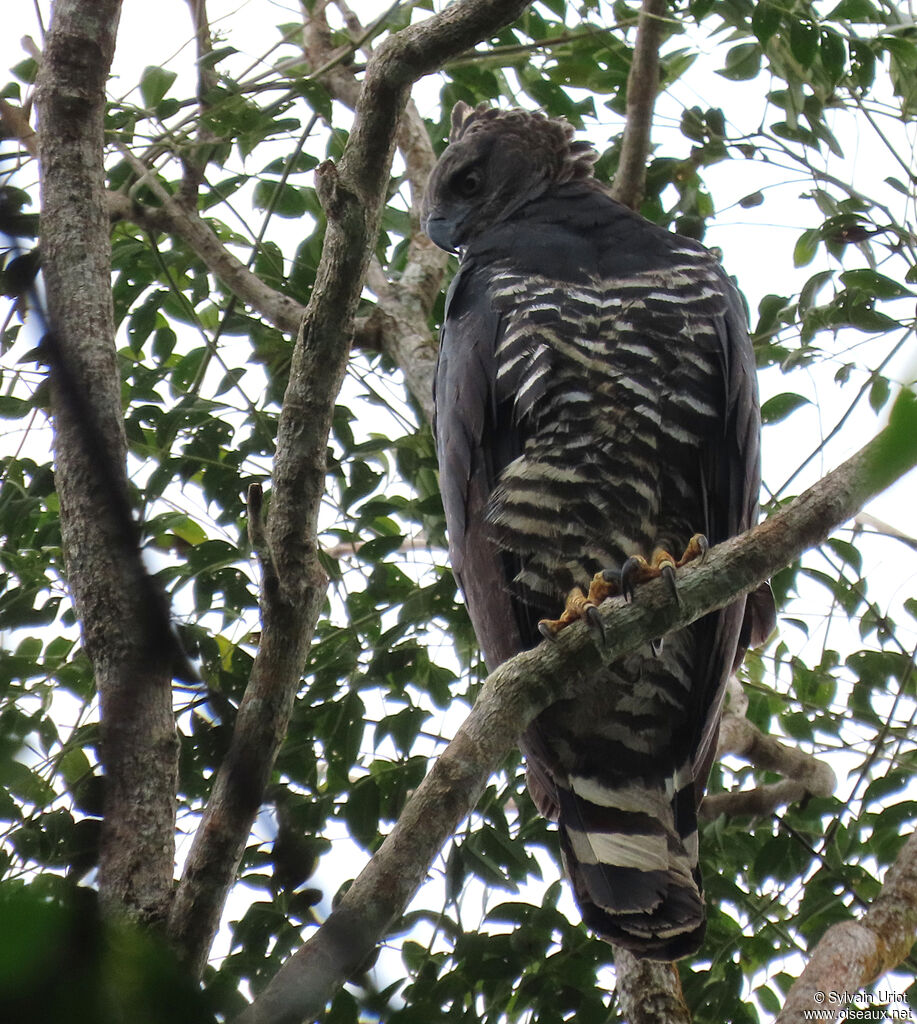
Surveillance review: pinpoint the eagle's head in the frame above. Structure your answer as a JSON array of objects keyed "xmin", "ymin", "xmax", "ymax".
[{"xmin": 421, "ymin": 103, "xmax": 598, "ymax": 252}]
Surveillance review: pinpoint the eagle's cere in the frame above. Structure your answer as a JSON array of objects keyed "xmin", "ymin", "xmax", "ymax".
[{"xmin": 422, "ymin": 102, "xmax": 775, "ymax": 961}]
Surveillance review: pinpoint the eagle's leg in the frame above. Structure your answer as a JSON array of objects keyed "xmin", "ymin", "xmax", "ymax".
[{"xmin": 537, "ymin": 534, "xmax": 708, "ymax": 640}]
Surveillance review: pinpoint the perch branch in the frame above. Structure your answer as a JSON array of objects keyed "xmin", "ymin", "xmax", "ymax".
[
  {"xmin": 236, "ymin": 394, "xmax": 917, "ymax": 1023},
  {"xmin": 614, "ymin": 950, "xmax": 692, "ymax": 1024}
]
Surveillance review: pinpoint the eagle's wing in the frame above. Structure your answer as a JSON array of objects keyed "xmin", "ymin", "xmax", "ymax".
[
  {"xmin": 435, "ymin": 257, "xmax": 542, "ymax": 670},
  {"xmin": 689, "ymin": 273, "xmax": 775, "ymax": 793}
]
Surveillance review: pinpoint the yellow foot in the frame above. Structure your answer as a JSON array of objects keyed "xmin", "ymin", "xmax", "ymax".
[
  {"xmin": 536, "ymin": 534, "xmax": 708, "ymax": 641},
  {"xmin": 620, "ymin": 533, "xmax": 708, "ymax": 604}
]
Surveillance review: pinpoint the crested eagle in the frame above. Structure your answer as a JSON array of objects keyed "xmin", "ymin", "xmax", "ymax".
[{"xmin": 422, "ymin": 103, "xmax": 774, "ymax": 960}]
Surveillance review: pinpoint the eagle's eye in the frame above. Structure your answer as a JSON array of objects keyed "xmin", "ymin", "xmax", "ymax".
[{"xmin": 451, "ymin": 167, "xmax": 483, "ymax": 199}]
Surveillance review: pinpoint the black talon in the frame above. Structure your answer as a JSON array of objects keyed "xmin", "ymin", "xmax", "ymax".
[
  {"xmin": 661, "ymin": 563, "xmax": 680, "ymax": 605},
  {"xmin": 584, "ymin": 604, "xmax": 606, "ymax": 645},
  {"xmin": 620, "ymin": 556, "xmax": 641, "ymax": 603},
  {"xmin": 538, "ymin": 622, "xmax": 558, "ymax": 642}
]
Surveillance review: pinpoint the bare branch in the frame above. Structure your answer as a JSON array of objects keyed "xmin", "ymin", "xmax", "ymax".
[
  {"xmin": 701, "ymin": 779, "xmax": 812, "ymax": 820},
  {"xmin": 236, "ymin": 393, "xmax": 917, "ymax": 1022},
  {"xmin": 716, "ymin": 714, "xmax": 836, "ymax": 794},
  {"xmin": 776, "ymin": 831, "xmax": 917, "ymax": 1023},
  {"xmin": 698, "ymin": 713, "xmax": 837, "ymax": 821},
  {"xmin": 36, "ymin": 0, "xmax": 179, "ymax": 925},
  {"xmin": 611, "ymin": 0, "xmax": 668, "ymax": 210},
  {"xmin": 696, "ymin": 675, "xmax": 835, "ymax": 821},
  {"xmin": 167, "ymin": 0, "xmax": 531, "ymax": 979}
]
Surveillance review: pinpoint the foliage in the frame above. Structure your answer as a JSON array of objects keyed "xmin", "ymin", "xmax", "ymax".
[{"xmin": 1, "ymin": 0, "xmax": 916, "ymax": 1020}]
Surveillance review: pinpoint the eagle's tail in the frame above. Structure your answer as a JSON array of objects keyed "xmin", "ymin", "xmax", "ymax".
[{"xmin": 556, "ymin": 767, "xmax": 705, "ymax": 960}]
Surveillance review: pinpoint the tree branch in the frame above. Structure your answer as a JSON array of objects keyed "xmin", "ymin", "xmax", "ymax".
[
  {"xmin": 699, "ymin": 711, "xmax": 837, "ymax": 820},
  {"xmin": 302, "ymin": 0, "xmax": 446, "ymax": 420},
  {"xmin": 180, "ymin": 0, "xmax": 220, "ymax": 202},
  {"xmin": 611, "ymin": 0, "xmax": 668, "ymax": 210},
  {"xmin": 776, "ymin": 830, "xmax": 917, "ymax": 1023},
  {"xmin": 235, "ymin": 393, "xmax": 917, "ymax": 1022},
  {"xmin": 107, "ymin": 189, "xmax": 306, "ymax": 336},
  {"xmin": 614, "ymin": 950, "xmax": 692, "ymax": 1024},
  {"xmin": 165, "ymin": 0, "xmax": 531, "ymax": 979},
  {"xmin": 36, "ymin": 0, "xmax": 179, "ymax": 926}
]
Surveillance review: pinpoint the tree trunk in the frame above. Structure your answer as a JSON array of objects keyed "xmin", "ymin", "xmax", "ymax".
[{"xmin": 36, "ymin": 0, "xmax": 179, "ymax": 926}]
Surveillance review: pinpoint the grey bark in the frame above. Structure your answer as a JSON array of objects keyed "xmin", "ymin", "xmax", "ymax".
[{"xmin": 36, "ymin": 0, "xmax": 179, "ymax": 925}]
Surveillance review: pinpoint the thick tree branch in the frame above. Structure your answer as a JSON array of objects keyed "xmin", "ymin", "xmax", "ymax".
[
  {"xmin": 611, "ymin": 0, "xmax": 668, "ymax": 210},
  {"xmin": 701, "ymin": 779, "xmax": 812, "ymax": 820},
  {"xmin": 302, "ymin": 0, "xmax": 446, "ymax": 418},
  {"xmin": 36, "ymin": 0, "xmax": 179, "ymax": 925},
  {"xmin": 166, "ymin": 0, "xmax": 530, "ymax": 979},
  {"xmin": 776, "ymin": 830, "xmax": 917, "ymax": 1023},
  {"xmin": 614, "ymin": 950, "xmax": 692, "ymax": 1024},
  {"xmin": 236, "ymin": 394, "xmax": 917, "ymax": 1022}
]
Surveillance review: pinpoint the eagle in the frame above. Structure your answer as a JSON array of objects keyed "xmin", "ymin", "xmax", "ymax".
[{"xmin": 421, "ymin": 103, "xmax": 774, "ymax": 960}]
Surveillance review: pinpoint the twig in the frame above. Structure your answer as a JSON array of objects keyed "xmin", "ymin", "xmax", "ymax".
[{"xmin": 181, "ymin": 0, "xmax": 219, "ymax": 201}]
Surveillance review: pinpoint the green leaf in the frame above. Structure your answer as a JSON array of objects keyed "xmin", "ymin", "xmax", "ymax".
[
  {"xmin": 790, "ymin": 20, "xmax": 820, "ymax": 67},
  {"xmin": 752, "ymin": 2, "xmax": 782, "ymax": 45},
  {"xmin": 839, "ymin": 269, "xmax": 913, "ymax": 300},
  {"xmin": 718, "ymin": 43, "xmax": 762, "ymax": 81},
  {"xmin": 343, "ymin": 777, "xmax": 380, "ymax": 850},
  {"xmin": 761, "ymin": 392, "xmax": 810, "ymax": 424},
  {"xmin": 793, "ymin": 228, "xmax": 821, "ymax": 267},
  {"xmin": 139, "ymin": 66, "xmax": 177, "ymax": 108},
  {"xmin": 252, "ymin": 180, "xmax": 310, "ymax": 218},
  {"xmin": 58, "ymin": 747, "xmax": 91, "ymax": 786},
  {"xmin": 819, "ymin": 28, "xmax": 847, "ymax": 81},
  {"xmin": 871, "ymin": 376, "xmax": 892, "ymax": 411},
  {"xmin": 827, "ymin": 0, "xmax": 878, "ymax": 18}
]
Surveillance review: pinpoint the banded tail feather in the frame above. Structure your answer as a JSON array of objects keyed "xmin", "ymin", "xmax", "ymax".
[{"xmin": 556, "ymin": 768, "xmax": 705, "ymax": 959}]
